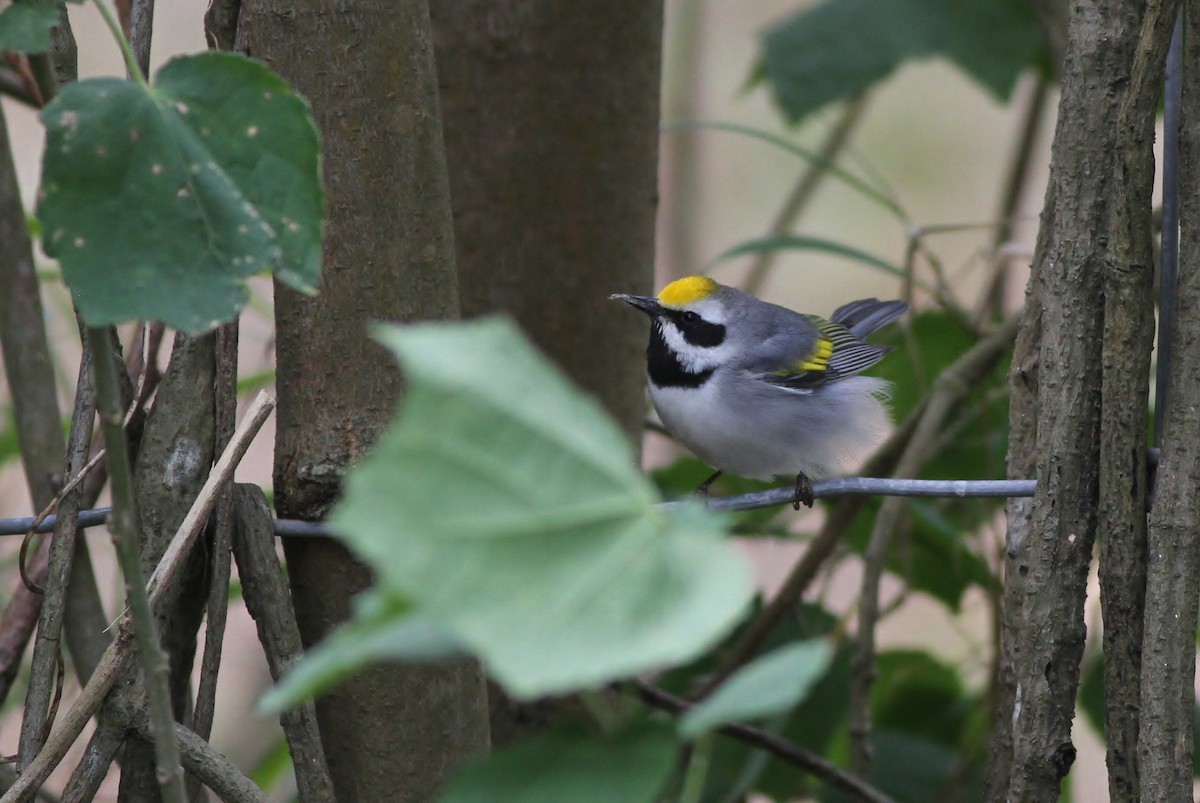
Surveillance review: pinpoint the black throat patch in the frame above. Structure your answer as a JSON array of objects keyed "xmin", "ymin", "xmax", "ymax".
[{"xmin": 647, "ymin": 325, "xmax": 715, "ymax": 388}]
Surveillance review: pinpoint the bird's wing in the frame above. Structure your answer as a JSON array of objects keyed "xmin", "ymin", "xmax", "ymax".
[{"xmin": 745, "ymin": 314, "xmax": 893, "ymax": 393}]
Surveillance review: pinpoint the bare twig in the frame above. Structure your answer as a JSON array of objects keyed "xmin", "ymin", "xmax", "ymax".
[
  {"xmin": 18, "ymin": 344, "xmax": 98, "ymax": 770},
  {"xmin": 189, "ymin": 321, "xmax": 239, "ymax": 802},
  {"xmin": 633, "ymin": 680, "xmax": 896, "ymax": 803},
  {"xmin": 1, "ymin": 393, "xmax": 276, "ymax": 802},
  {"xmin": 165, "ymin": 723, "xmax": 270, "ymax": 803},
  {"xmin": 231, "ymin": 484, "xmax": 335, "ymax": 802}
]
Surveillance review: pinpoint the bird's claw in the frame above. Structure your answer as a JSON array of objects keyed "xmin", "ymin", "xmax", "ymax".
[{"xmin": 792, "ymin": 473, "xmax": 814, "ymax": 510}]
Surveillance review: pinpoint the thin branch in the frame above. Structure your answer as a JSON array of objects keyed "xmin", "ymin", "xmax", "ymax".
[
  {"xmin": 18, "ymin": 343, "xmax": 98, "ymax": 770},
  {"xmin": 231, "ymin": 484, "xmax": 335, "ymax": 802},
  {"xmin": 167, "ymin": 723, "xmax": 270, "ymax": 803},
  {"xmin": 189, "ymin": 321, "xmax": 239, "ymax": 801},
  {"xmin": 86, "ymin": 326, "xmax": 186, "ymax": 803},
  {"xmin": 146, "ymin": 392, "xmax": 275, "ymax": 597},
  {"xmin": 632, "ymin": 680, "xmax": 896, "ymax": 803}
]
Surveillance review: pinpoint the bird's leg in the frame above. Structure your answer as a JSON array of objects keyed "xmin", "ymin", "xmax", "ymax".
[
  {"xmin": 792, "ymin": 472, "xmax": 814, "ymax": 510},
  {"xmin": 695, "ymin": 469, "xmax": 723, "ymax": 498}
]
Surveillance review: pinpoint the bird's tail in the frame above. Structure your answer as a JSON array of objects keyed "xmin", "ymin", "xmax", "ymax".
[{"xmin": 830, "ymin": 298, "xmax": 909, "ymax": 339}]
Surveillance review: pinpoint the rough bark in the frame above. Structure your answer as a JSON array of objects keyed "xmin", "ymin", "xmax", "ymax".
[
  {"xmin": 237, "ymin": 2, "xmax": 490, "ymax": 799},
  {"xmin": 1001, "ymin": 1, "xmax": 1166, "ymax": 799},
  {"xmin": 429, "ymin": 0, "xmax": 663, "ymax": 445},
  {"xmin": 1096, "ymin": 3, "xmax": 1180, "ymax": 798},
  {"xmin": 1139, "ymin": 6, "xmax": 1200, "ymax": 798}
]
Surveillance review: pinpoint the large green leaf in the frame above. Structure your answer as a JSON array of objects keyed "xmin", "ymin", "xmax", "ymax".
[
  {"xmin": 680, "ymin": 639, "xmax": 831, "ymax": 737},
  {"xmin": 441, "ymin": 724, "xmax": 677, "ymax": 803},
  {"xmin": 38, "ymin": 51, "xmax": 321, "ymax": 333},
  {"xmin": 760, "ymin": 0, "xmax": 1047, "ymax": 123},
  {"xmin": 320, "ymin": 317, "xmax": 753, "ymax": 699}
]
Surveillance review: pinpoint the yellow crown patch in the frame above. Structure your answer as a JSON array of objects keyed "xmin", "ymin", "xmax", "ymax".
[{"xmin": 658, "ymin": 275, "xmax": 718, "ymax": 307}]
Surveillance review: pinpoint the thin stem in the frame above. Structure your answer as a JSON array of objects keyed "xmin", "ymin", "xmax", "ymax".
[
  {"xmin": 742, "ymin": 95, "xmax": 869, "ymax": 297},
  {"xmin": 85, "ymin": 326, "xmax": 185, "ymax": 803},
  {"xmin": 88, "ymin": 0, "xmax": 149, "ymax": 88}
]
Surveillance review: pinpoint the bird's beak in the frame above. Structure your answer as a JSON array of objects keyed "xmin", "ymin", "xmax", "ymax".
[{"xmin": 610, "ymin": 293, "xmax": 662, "ymax": 317}]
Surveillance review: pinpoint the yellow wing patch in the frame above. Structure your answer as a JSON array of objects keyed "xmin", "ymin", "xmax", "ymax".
[
  {"xmin": 796, "ymin": 337, "xmax": 834, "ymax": 372},
  {"xmin": 658, "ymin": 275, "xmax": 718, "ymax": 307}
]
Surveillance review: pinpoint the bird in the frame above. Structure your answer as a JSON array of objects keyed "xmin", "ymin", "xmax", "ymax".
[{"xmin": 611, "ymin": 275, "xmax": 907, "ymax": 509}]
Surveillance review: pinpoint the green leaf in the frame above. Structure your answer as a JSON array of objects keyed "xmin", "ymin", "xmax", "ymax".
[
  {"xmin": 760, "ymin": 0, "xmax": 1047, "ymax": 123},
  {"xmin": 872, "ymin": 651, "xmax": 971, "ymax": 748},
  {"xmin": 327, "ymin": 317, "xmax": 753, "ymax": 699},
  {"xmin": 716, "ymin": 235, "xmax": 910, "ymax": 283},
  {"xmin": 259, "ymin": 597, "xmax": 464, "ymax": 713},
  {"xmin": 38, "ymin": 51, "xmax": 322, "ymax": 334},
  {"xmin": 441, "ymin": 724, "xmax": 677, "ymax": 803},
  {"xmin": 0, "ymin": 0, "xmax": 60, "ymax": 53},
  {"xmin": 680, "ymin": 639, "xmax": 831, "ymax": 738}
]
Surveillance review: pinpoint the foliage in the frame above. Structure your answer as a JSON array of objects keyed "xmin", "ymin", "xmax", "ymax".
[{"xmin": 757, "ymin": 0, "xmax": 1048, "ymax": 123}]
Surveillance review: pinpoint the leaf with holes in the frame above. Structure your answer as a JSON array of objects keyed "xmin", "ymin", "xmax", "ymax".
[{"xmin": 38, "ymin": 51, "xmax": 321, "ymax": 333}]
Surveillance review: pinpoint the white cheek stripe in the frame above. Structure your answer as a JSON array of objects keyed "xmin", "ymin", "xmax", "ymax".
[{"xmin": 659, "ymin": 321, "xmax": 737, "ymax": 373}]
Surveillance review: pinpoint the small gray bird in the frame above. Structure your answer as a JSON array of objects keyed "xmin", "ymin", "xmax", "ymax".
[{"xmin": 612, "ymin": 275, "xmax": 907, "ymax": 508}]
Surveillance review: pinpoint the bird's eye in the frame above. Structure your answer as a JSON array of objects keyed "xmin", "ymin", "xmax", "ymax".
[{"xmin": 681, "ymin": 311, "xmax": 700, "ymax": 324}]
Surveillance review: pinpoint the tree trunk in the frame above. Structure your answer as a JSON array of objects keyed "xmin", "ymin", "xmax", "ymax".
[
  {"xmin": 992, "ymin": 1, "xmax": 1179, "ymax": 800},
  {"xmin": 430, "ymin": 0, "xmax": 663, "ymax": 445},
  {"xmin": 237, "ymin": 2, "xmax": 490, "ymax": 800}
]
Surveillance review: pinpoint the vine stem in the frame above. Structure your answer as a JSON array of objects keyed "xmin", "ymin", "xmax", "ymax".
[
  {"xmin": 88, "ymin": 0, "xmax": 149, "ymax": 88},
  {"xmin": 85, "ymin": 326, "xmax": 185, "ymax": 803}
]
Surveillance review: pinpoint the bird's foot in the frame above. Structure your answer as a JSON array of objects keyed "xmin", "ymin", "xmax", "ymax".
[
  {"xmin": 792, "ymin": 473, "xmax": 814, "ymax": 510},
  {"xmin": 694, "ymin": 470, "xmax": 723, "ymax": 500}
]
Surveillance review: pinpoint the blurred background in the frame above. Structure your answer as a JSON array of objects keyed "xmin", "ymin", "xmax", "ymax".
[{"xmin": 0, "ymin": 0, "xmax": 1138, "ymax": 799}]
